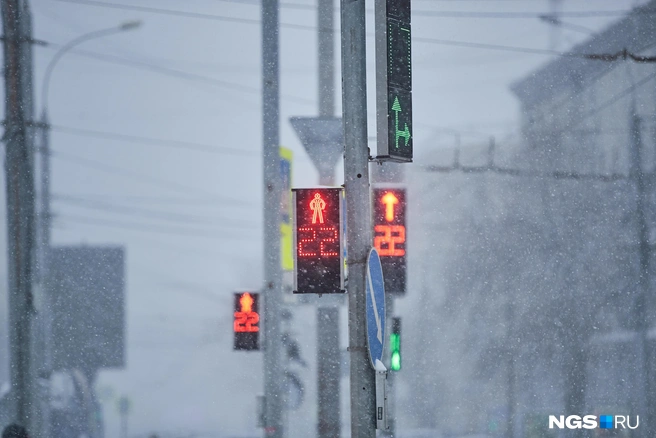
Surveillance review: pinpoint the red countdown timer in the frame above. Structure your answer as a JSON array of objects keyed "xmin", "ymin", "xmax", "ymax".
[
  {"xmin": 373, "ymin": 187, "xmax": 407, "ymax": 295},
  {"xmin": 293, "ymin": 188, "xmax": 344, "ymax": 294},
  {"xmin": 233, "ymin": 292, "xmax": 260, "ymax": 351}
]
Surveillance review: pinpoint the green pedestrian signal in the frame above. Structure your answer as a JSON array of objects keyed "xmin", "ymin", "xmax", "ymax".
[{"xmin": 390, "ymin": 317, "xmax": 401, "ymax": 371}]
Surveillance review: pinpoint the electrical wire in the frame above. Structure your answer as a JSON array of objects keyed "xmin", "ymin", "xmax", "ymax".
[
  {"xmin": 53, "ymin": 0, "xmax": 641, "ymax": 58},
  {"xmin": 41, "ymin": 43, "xmax": 315, "ymax": 106},
  {"xmin": 59, "ymin": 0, "xmax": 652, "ymax": 19},
  {"xmin": 53, "ymin": 193, "xmax": 256, "ymax": 228},
  {"xmin": 57, "ymin": 213, "xmax": 258, "ymax": 239},
  {"xmin": 52, "ymin": 192, "xmax": 225, "ymax": 206},
  {"xmin": 56, "ymin": 0, "xmax": 316, "ymax": 31},
  {"xmin": 51, "ymin": 125, "xmax": 258, "ymax": 157},
  {"xmin": 50, "ymin": 150, "xmax": 254, "ymax": 207}
]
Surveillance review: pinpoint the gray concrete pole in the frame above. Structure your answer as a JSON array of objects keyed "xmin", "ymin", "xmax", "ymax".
[
  {"xmin": 340, "ymin": 0, "xmax": 376, "ymax": 436},
  {"xmin": 316, "ymin": 1, "xmax": 341, "ymax": 437},
  {"xmin": 2, "ymin": 0, "xmax": 37, "ymax": 429},
  {"xmin": 373, "ymin": 163, "xmax": 402, "ymax": 438},
  {"xmin": 630, "ymin": 112, "xmax": 649, "ymax": 438},
  {"xmin": 318, "ymin": 0, "xmax": 334, "ymax": 119},
  {"xmin": 262, "ymin": 0, "xmax": 284, "ymax": 437}
]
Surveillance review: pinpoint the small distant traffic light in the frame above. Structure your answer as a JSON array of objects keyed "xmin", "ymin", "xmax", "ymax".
[
  {"xmin": 233, "ymin": 292, "xmax": 260, "ymax": 351},
  {"xmin": 373, "ymin": 187, "xmax": 407, "ymax": 295},
  {"xmin": 390, "ymin": 317, "xmax": 401, "ymax": 371},
  {"xmin": 293, "ymin": 188, "xmax": 345, "ymax": 294}
]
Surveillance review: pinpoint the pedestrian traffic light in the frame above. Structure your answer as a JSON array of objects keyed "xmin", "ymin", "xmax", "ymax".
[
  {"xmin": 293, "ymin": 188, "xmax": 345, "ymax": 294},
  {"xmin": 390, "ymin": 317, "xmax": 401, "ymax": 371},
  {"xmin": 233, "ymin": 292, "xmax": 260, "ymax": 351},
  {"xmin": 372, "ymin": 187, "xmax": 407, "ymax": 295}
]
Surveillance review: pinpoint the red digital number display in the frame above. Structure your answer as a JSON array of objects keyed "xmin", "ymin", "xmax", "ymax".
[
  {"xmin": 293, "ymin": 188, "xmax": 344, "ymax": 294},
  {"xmin": 373, "ymin": 187, "xmax": 407, "ymax": 295},
  {"xmin": 234, "ymin": 292, "xmax": 259, "ymax": 350}
]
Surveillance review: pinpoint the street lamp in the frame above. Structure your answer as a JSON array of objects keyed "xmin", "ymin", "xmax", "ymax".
[
  {"xmin": 41, "ymin": 20, "xmax": 142, "ymax": 112},
  {"xmin": 36, "ymin": 21, "xmax": 141, "ymax": 438},
  {"xmin": 38, "ymin": 19, "xmax": 142, "ymax": 268}
]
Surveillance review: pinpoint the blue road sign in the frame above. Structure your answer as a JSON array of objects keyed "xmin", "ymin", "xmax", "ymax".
[{"xmin": 365, "ymin": 248, "xmax": 386, "ymax": 369}]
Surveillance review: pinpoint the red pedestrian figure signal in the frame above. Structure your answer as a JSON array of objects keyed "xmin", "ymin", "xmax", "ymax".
[
  {"xmin": 293, "ymin": 188, "xmax": 344, "ymax": 294},
  {"xmin": 310, "ymin": 192, "xmax": 326, "ymax": 224},
  {"xmin": 233, "ymin": 292, "xmax": 260, "ymax": 350}
]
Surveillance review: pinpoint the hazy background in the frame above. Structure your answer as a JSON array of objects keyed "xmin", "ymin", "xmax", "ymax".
[{"xmin": 0, "ymin": 0, "xmax": 650, "ymax": 435}]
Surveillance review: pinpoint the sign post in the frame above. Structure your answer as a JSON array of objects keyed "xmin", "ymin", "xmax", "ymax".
[{"xmin": 375, "ymin": 0, "xmax": 412, "ymax": 162}]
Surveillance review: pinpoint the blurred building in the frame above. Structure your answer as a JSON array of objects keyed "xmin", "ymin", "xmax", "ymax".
[{"xmin": 406, "ymin": 2, "xmax": 656, "ymax": 437}]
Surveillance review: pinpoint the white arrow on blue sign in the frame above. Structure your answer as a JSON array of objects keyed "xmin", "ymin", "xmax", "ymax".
[{"xmin": 365, "ymin": 247, "xmax": 386, "ymax": 369}]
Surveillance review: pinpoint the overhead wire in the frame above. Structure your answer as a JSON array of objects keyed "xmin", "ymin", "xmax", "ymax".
[
  {"xmin": 57, "ymin": 213, "xmax": 259, "ymax": 239},
  {"xmin": 50, "ymin": 149, "xmax": 254, "ymax": 207},
  {"xmin": 53, "ymin": 0, "xmax": 640, "ymax": 58},
  {"xmin": 51, "ymin": 125, "xmax": 258, "ymax": 157},
  {"xmin": 181, "ymin": 0, "xmax": 653, "ymax": 18},
  {"xmin": 41, "ymin": 43, "xmax": 314, "ymax": 106},
  {"xmin": 53, "ymin": 193, "xmax": 256, "ymax": 228}
]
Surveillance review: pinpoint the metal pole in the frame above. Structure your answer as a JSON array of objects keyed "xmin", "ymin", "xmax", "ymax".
[
  {"xmin": 340, "ymin": 0, "xmax": 376, "ymax": 435},
  {"xmin": 2, "ymin": 0, "xmax": 37, "ymax": 429},
  {"xmin": 630, "ymin": 112, "xmax": 649, "ymax": 438},
  {"xmin": 318, "ymin": 0, "xmax": 334, "ymax": 119},
  {"xmin": 316, "ymin": 2, "xmax": 341, "ymax": 438},
  {"xmin": 120, "ymin": 411, "xmax": 127, "ymax": 438},
  {"xmin": 38, "ymin": 109, "xmax": 51, "ymax": 369},
  {"xmin": 262, "ymin": 0, "xmax": 284, "ymax": 436},
  {"xmin": 380, "ymin": 297, "xmax": 395, "ymax": 437},
  {"xmin": 372, "ymin": 162, "xmax": 402, "ymax": 438}
]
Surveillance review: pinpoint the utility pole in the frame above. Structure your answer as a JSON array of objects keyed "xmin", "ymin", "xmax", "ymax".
[
  {"xmin": 316, "ymin": 0, "xmax": 341, "ymax": 436},
  {"xmin": 630, "ymin": 111, "xmax": 649, "ymax": 438},
  {"xmin": 373, "ymin": 163, "xmax": 403, "ymax": 438},
  {"xmin": 262, "ymin": 0, "xmax": 284, "ymax": 437},
  {"xmin": 2, "ymin": 0, "xmax": 37, "ymax": 430},
  {"xmin": 340, "ymin": 0, "xmax": 376, "ymax": 436}
]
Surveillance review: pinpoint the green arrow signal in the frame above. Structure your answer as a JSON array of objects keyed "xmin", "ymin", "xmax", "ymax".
[{"xmin": 392, "ymin": 96, "xmax": 411, "ymax": 149}]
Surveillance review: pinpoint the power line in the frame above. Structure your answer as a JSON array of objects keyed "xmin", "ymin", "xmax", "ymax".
[
  {"xmin": 53, "ymin": 0, "xmax": 642, "ymax": 59},
  {"xmin": 50, "ymin": 192, "xmax": 225, "ymax": 206},
  {"xmin": 53, "ymin": 193, "xmax": 256, "ymax": 228},
  {"xmin": 56, "ymin": 0, "xmax": 316, "ymax": 30},
  {"xmin": 51, "ymin": 125, "xmax": 258, "ymax": 157},
  {"xmin": 206, "ymin": 0, "xmax": 649, "ymax": 17},
  {"xmin": 411, "ymin": 8, "xmax": 652, "ymax": 18},
  {"xmin": 50, "ymin": 150, "xmax": 254, "ymax": 206},
  {"xmin": 57, "ymin": 213, "xmax": 259, "ymax": 239},
  {"xmin": 41, "ymin": 43, "xmax": 315, "ymax": 106}
]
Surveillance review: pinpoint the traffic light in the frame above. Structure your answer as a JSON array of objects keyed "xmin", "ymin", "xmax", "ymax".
[
  {"xmin": 282, "ymin": 330, "xmax": 306, "ymax": 410},
  {"xmin": 372, "ymin": 187, "xmax": 407, "ymax": 295},
  {"xmin": 293, "ymin": 188, "xmax": 345, "ymax": 294},
  {"xmin": 233, "ymin": 292, "xmax": 260, "ymax": 351},
  {"xmin": 376, "ymin": 0, "xmax": 413, "ymax": 162},
  {"xmin": 390, "ymin": 317, "xmax": 401, "ymax": 371}
]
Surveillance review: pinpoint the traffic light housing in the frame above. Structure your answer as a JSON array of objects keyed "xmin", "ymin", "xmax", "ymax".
[
  {"xmin": 233, "ymin": 292, "xmax": 260, "ymax": 351},
  {"xmin": 373, "ymin": 187, "xmax": 407, "ymax": 295},
  {"xmin": 293, "ymin": 188, "xmax": 345, "ymax": 294},
  {"xmin": 390, "ymin": 317, "xmax": 401, "ymax": 371}
]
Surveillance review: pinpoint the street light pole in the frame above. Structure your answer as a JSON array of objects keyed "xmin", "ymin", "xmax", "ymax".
[
  {"xmin": 38, "ymin": 19, "xmax": 142, "ymax": 305},
  {"xmin": 36, "ymin": 20, "xmax": 140, "ymax": 438}
]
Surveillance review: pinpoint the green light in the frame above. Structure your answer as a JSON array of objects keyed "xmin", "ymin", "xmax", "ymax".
[
  {"xmin": 390, "ymin": 333, "xmax": 401, "ymax": 371},
  {"xmin": 392, "ymin": 96, "xmax": 411, "ymax": 149}
]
